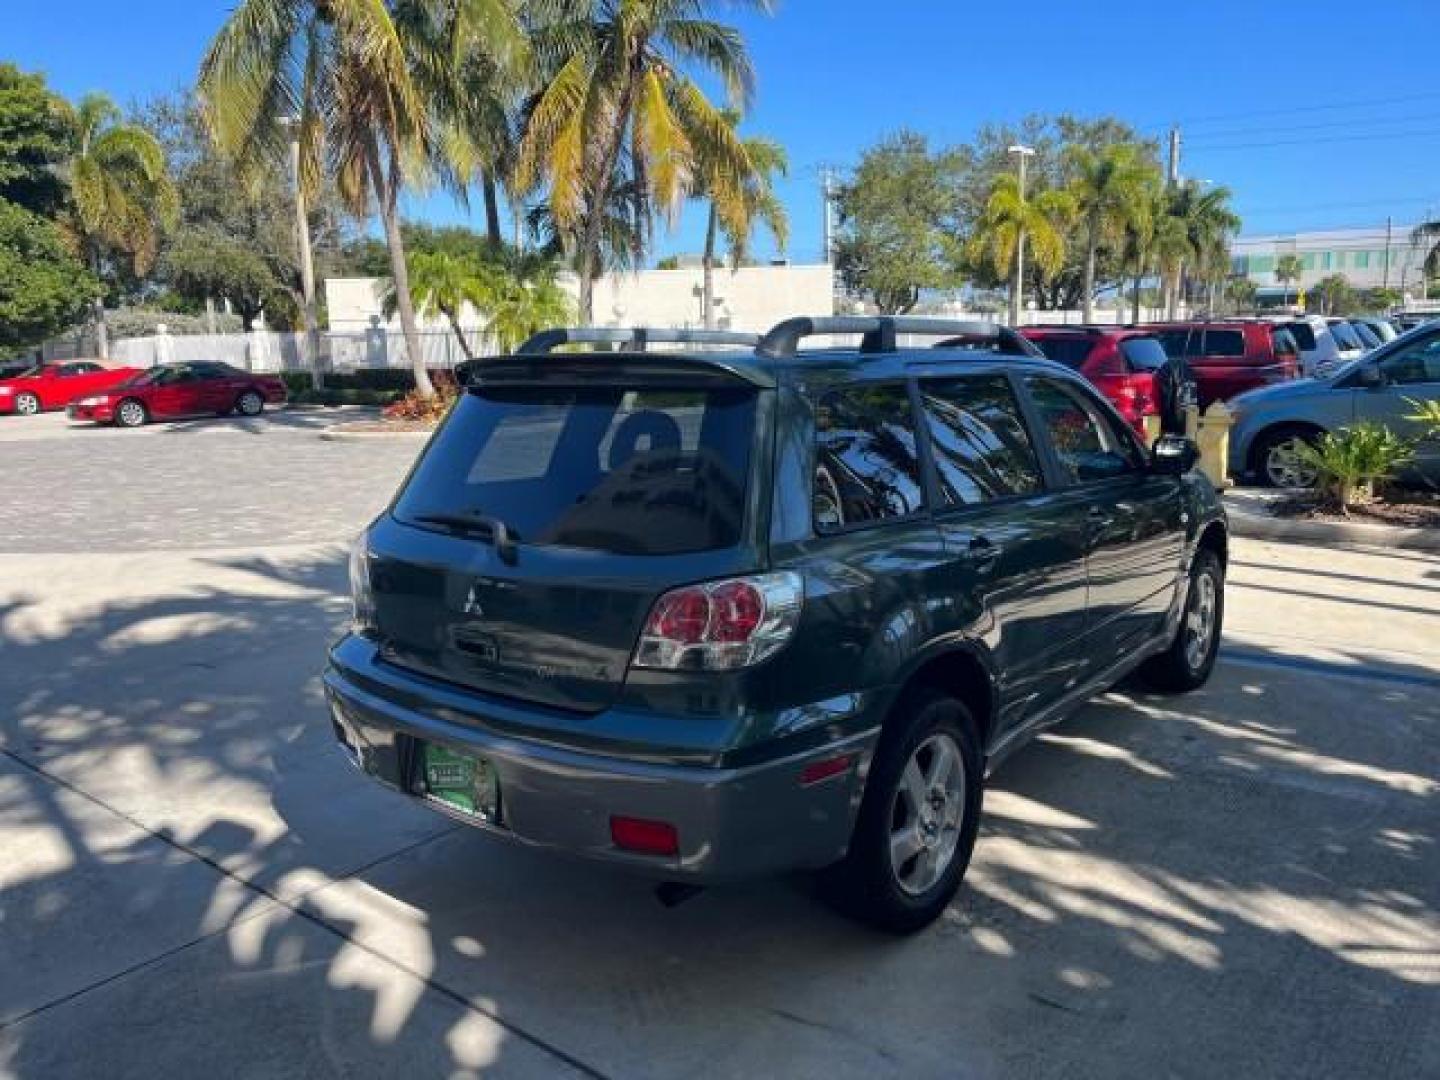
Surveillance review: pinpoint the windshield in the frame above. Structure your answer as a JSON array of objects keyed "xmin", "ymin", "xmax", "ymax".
[
  {"xmin": 1283, "ymin": 322, "xmax": 1318, "ymax": 350},
  {"xmin": 1330, "ymin": 323, "xmax": 1363, "ymax": 350},
  {"xmin": 1350, "ymin": 322, "xmax": 1381, "ymax": 348},
  {"xmin": 394, "ymin": 385, "xmax": 758, "ymax": 556}
]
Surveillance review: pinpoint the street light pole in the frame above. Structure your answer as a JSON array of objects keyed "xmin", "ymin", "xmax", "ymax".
[
  {"xmin": 281, "ymin": 116, "xmax": 323, "ymax": 390},
  {"xmin": 1007, "ymin": 145, "xmax": 1035, "ymax": 327}
]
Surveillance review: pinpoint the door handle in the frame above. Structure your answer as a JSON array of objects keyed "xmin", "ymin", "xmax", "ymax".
[{"xmin": 966, "ymin": 535, "xmax": 1001, "ymax": 571}]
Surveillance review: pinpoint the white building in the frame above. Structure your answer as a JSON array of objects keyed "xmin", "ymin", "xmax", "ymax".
[
  {"xmin": 1231, "ymin": 225, "xmax": 1433, "ymax": 299},
  {"xmin": 324, "ymin": 262, "xmax": 835, "ymax": 337}
]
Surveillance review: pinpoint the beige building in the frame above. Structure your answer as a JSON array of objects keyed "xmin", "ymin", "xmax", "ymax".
[{"xmin": 324, "ymin": 263, "xmax": 835, "ymax": 337}]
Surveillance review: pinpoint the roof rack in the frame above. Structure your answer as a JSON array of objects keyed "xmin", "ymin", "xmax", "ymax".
[
  {"xmin": 515, "ymin": 327, "xmax": 759, "ymax": 355},
  {"xmin": 755, "ymin": 316, "xmax": 1041, "ymax": 359}
]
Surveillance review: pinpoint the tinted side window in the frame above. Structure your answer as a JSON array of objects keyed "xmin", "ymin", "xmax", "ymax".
[
  {"xmin": 1378, "ymin": 333, "xmax": 1440, "ymax": 385},
  {"xmin": 1272, "ymin": 329, "xmax": 1299, "ymax": 357},
  {"xmin": 920, "ymin": 376, "xmax": 1043, "ymax": 507},
  {"xmin": 1201, "ymin": 329, "xmax": 1246, "ymax": 358},
  {"xmin": 814, "ymin": 385, "xmax": 925, "ymax": 531},
  {"xmin": 1030, "ymin": 337, "xmax": 1097, "ymax": 369},
  {"xmin": 1153, "ymin": 329, "xmax": 1193, "ymax": 358},
  {"xmin": 1285, "ymin": 321, "xmax": 1317, "ymax": 350},
  {"xmin": 1119, "ymin": 337, "xmax": 1169, "ymax": 371},
  {"xmin": 1025, "ymin": 377, "xmax": 1140, "ymax": 484}
]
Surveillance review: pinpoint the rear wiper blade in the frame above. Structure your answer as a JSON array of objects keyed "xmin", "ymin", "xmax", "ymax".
[{"xmin": 410, "ymin": 512, "xmax": 518, "ymax": 564}]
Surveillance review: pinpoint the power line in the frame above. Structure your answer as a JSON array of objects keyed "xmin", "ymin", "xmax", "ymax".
[
  {"xmin": 1187, "ymin": 128, "xmax": 1440, "ymax": 152},
  {"xmin": 1181, "ymin": 111, "xmax": 1440, "ymax": 141},
  {"xmin": 1161, "ymin": 89, "xmax": 1440, "ymax": 129}
]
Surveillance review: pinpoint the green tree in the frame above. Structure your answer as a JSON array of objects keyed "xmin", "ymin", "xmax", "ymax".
[
  {"xmin": 1411, "ymin": 219, "xmax": 1440, "ymax": 284},
  {"xmin": 1309, "ymin": 273, "xmax": 1354, "ymax": 316},
  {"xmin": 516, "ymin": 0, "xmax": 768, "ymax": 322},
  {"xmin": 1066, "ymin": 142, "xmax": 1159, "ymax": 321},
  {"xmin": 386, "ymin": 250, "xmax": 492, "ymax": 361},
  {"xmin": 1225, "ymin": 276, "xmax": 1258, "ymax": 313},
  {"xmin": 834, "ymin": 131, "xmax": 964, "ymax": 313},
  {"xmin": 61, "ymin": 94, "xmax": 178, "ymax": 357},
  {"xmin": 0, "ymin": 64, "xmax": 74, "ymax": 216},
  {"xmin": 200, "ymin": 0, "xmax": 522, "ymax": 398},
  {"xmin": 967, "ymin": 172, "xmax": 1072, "ymax": 322},
  {"xmin": 1156, "ymin": 180, "xmax": 1240, "ymax": 317},
  {"xmin": 697, "ymin": 111, "xmax": 787, "ymax": 329},
  {"xmin": 0, "ymin": 199, "xmax": 99, "ymax": 350},
  {"xmin": 1275, "ymin": 253, "xmax": 1304, "ymax": 307},
  {"xmin": 482, "ymin": 250, "xmax": 574, "ymax": 351}
]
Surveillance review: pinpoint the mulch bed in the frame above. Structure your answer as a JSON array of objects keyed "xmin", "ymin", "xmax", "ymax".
[{"xmin": 1272, "ymin": 488, "xmax": 1440, "ymax": 528}]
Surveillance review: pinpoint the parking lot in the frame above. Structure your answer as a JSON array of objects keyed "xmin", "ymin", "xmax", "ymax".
[{"xmin": 1, "ymin": 412, "xmax": 1438, "ymax": 1078}]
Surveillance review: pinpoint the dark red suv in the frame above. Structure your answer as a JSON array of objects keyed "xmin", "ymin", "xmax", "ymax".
[
  {"xmin": 1145, "ymin": 321, "xmax": 1300, "ymax": 408},
  {"xmin": 1019, "ymin": 327, "xmax": 1194, "ymax": 434}
]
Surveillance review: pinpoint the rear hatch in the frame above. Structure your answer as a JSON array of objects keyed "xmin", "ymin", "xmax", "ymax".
[{"xmin": 368, "ymin": 367, "xmax": 765, "ymax": 713}]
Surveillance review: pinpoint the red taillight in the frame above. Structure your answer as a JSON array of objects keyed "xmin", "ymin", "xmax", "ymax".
[
  {"xmin": 632, "ymin": 572, "xmax": 803, "ymax": 671},
  {"xmin": 610, "ymin": 815, "xmax": 679, "ymax": 856},
  {"xmin": 800, "ymin": 753, "xmax": 855, "ymax": 786}
]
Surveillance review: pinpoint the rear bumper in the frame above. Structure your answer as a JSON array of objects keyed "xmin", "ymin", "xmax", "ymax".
[
  {"xmin": 323, "ymin": 636, "xmax": 880, "ymax": 882},
  {"xmin": 67, "ymin": 402, "xmax": 116, "ymax": 423}
]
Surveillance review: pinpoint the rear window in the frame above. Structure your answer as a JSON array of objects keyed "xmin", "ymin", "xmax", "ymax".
[
  {"xmin": 1284, "ymin": 321, "xmax": 1317, "ymax": 350},
  {"xmin": 1029, "ymin": 336, "xmax": 1097, "ymax": 368},
  {"xmin": 394, "ymin": 386, "xmax": 756, "ymax": 555},
  {"xmin": 1119, "ymin": 337, "xmax": 1169, "ymax": 371},
  {"xmin": 1201, "ymin": 329, "xmax": 1246, "ymax": 358}
]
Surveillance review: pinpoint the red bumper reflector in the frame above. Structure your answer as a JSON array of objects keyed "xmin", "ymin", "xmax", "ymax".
[
  {"xmin": 800, "ymin": 754, "xmax": 855, "ymax": 786},
  {"xmin": 610, "ymin": 815, "xmax": 680, "ymax": 856}
]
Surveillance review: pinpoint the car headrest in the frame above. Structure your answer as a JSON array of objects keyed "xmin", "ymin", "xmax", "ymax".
[{"xmin": 607, "ymin": 411, "xmax": 682, "ymax": 471}]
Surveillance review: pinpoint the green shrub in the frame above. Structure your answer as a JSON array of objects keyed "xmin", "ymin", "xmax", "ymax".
[
  {"xmin": 281, "ymin": 368, "xmax": 455, "ymax": 395},
  {"xmin": 288, "ymin": 388, "xmax": 402, "ymax": 407},
  {"xmin": 1293, "ymin": 423, "xmax": 1413, "ymax": 512},
  {"xmin": 1405, "ymin": 396, "xmax": 1440, "ymax": 438}
]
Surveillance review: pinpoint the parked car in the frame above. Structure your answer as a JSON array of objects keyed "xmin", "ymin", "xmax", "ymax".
[
  {"xmin": 1019, "ymin": 326, "xmax": 1196, "ymax": 435},
  {"xmin": 0, "ymin": 360, "xmax": 143, "ymax": 417},
  {"xmin": 1345, "ymin": 320, "xmax": 1383, "ymax": 351},
  {"xmin": 67, "ymin": 361, "xmax": 287, "ymax": 427},
  {"xmin": 1147, "ymin": 320, "xmax": 1301, "ymax": 407},
  {"xmin": 1328, "ymin": 318, "xmax": 1373, "ymax": 355},
  {"xmin": 1277, "ymin": 315, "xmax": 1362, "ymax": 377},
  {"xmin": 1354, "ymin": 316, "xmax": 1398, "ymax": 344},
  {"xmin": 324, "ymin": 317, "xmax": 1228, "ymax": 933},
  {"xmin": 1229, "ymin": 321, "xmax": 1440, "ymax": 487}
]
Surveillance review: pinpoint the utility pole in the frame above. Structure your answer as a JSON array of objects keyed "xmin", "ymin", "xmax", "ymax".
[
  {"xmin": 1382, "ymin": 216, "xmax": 1393, "ymax": 291},
  {"xmin": 1007, "ymin": 144, "xmax": 1035, "ymax": 327},
  {"xmin": 282, "ymin": 115, "xmax": 323, "ymax": 390},
  {"xmin": 819, "ymin": 166, "xmax": 836, "ymax": 264},
  {"xmin": 1167, "ymin": 126, "xmax": 1181, "ymax": 185}
]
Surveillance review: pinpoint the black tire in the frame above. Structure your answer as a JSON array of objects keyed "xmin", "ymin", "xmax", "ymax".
[
  {"xmin": 1139, "ymin": 548, "xmax": 1225, "ymax": 693},
  {"xmin": 820, "ymin": 689, "xmax": 984, "ymax": 933},
  {"xmin": 114, "ymin": 398, "xmax": 148, "ymax": 428},
  {"xmin": 1252, "ymin": 425, "xmax": 1322, "ymax": 488},
  {"xmin": 236, "ymin": 390, "xmax": 265, "ymax": 417},
  {"xmin": 14, "ymin": 392, "xmax": 41, "ymax": 416}
]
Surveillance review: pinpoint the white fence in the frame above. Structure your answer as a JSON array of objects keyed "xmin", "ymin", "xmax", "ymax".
[{"xmin": 65, "ymin": 328, "xmax": 496, "ymax": 373}]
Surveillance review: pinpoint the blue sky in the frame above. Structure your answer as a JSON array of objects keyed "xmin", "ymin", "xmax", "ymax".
[{"xmin": 10, "ymin": 0, "xmax": 1440, "ymax": 265}]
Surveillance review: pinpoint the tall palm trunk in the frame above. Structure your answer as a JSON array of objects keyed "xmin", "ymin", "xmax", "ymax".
[
  {"xmin": 366, "ymin": 139, "xmax": 434, "ymax": 398},
  {"xmin": 701, "ymin": 203, "xmax": 718, "ymax": 330},
  {"xmin": 481, "ymin": 172, "xmax": 502, "ymax": 246},
  {"xmin": 1167, "ymin": 262, "xmax": 1184, "ymax": 319},
  {"xmin": 445, "ymin": 310, "xmax": 477, "ymax": 361},
  {"xmin": 90, "ymin": 249, "xmax": 110, "ymax": 358},
  {"xmin": 1081, "ymin": 215, "xmax": 1099, "ymax": 323},
  {"xmin": 1131, "ymin": 270, "xmax": 1143, "ymax": 324},
  {"xmin": 574, "ymin": 76, "xmax": 638, "ymax": 325}
]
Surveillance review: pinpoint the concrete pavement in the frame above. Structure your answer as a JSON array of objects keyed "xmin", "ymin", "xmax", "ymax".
[{"xmin": 0, "ymin": 415, "xmax": 1436, "ymax": 1078}]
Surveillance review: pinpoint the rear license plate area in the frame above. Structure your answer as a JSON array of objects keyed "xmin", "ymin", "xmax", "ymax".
[{"xmin": 417, "ymin": 742, "xmax": 501, "ymax": 824}]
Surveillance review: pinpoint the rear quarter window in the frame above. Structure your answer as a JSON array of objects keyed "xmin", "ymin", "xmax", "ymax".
[
  {"xmin": 1119, "ymin": 337, "xmax": 1170, "ymax": 371},
  {"xmin": 1030, "ymin": 336, "xmax": 1097, "ymax": 368},
  {"xmin": 394, "ymin": 386, "xmax": 757, "ymax": 556},
  {"xmin": 1200, "ymin": 329, "xmax": 1246, "ymax": 358}
]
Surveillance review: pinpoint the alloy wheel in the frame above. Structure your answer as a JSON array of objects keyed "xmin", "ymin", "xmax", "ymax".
[
  {"xmin": 15, "ymin": 394, "xmax": 39, "ymax": 416},
  {"xmin": 1184, "ymin": 571, "xmax": 1218, "ymax": 672},
  {"xmin": 1264, "ymin": 437, "xmax": 1318, "ymax": 488},
  {"xmin": 889, "ymin": 732, "xmax": 967, "ymax": 896},
  {"xmin": 117, "ymin": 400, "xmax": 145, "ymax": 427},
  {"xmin": 238, "ymin": 392, "xmax": 263, "ymax": 416}
]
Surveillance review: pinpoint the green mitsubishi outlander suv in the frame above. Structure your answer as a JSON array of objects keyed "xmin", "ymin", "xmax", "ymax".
[{"xmin": 325, "ymin": 316, "xmax": 1227, "ymax": 932}]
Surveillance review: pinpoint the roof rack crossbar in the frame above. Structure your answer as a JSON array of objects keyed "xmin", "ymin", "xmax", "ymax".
[
  {"xmin": 756, "ymin": 316, "xmax": 1040, "ymax": 359},
  {"xmin": 515, "ymin": 327, "xmax": 759, "ymax": 355}
]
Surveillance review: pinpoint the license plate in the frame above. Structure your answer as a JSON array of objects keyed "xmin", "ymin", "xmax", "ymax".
[{"xmin": 420, "ymin": 743, "xmax": 499, "ymax": 821}]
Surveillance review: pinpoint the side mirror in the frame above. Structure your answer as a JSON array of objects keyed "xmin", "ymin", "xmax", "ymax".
[
  {"xmin": 1357, "ymin": 364, "xmax": 1384, "ymax": 388},
  {"xmin": 1151, "ymin": 434, "xmax": 1199, "ymax": 476}
]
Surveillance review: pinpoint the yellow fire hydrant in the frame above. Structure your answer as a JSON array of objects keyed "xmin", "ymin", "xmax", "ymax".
[{"xmin": 1195, "ymin": 401, "xmax": 1234, "ymax": 489}]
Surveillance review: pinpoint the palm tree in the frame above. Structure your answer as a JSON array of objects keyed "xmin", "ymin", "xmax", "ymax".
[
  {"xmin": 516, "ymin": 0, "xmax": 771, "ymax": 323},
  {"xmin": 1116, "ymin": 176, "xmax": 1163, "ymax": 323},
  {"xmin": 697, "ymin": 112, "xmax": 788, "ymax": 329},
  {"xmin": 388, "ymin": 251, "xmax": 493, "ymax": 361},
  {"xmin": 1276, "ymin": 253, "xmax": 1304, "ymax": 308},
  {"xmin": 484, "ymin": 251, "xmax": 575, "ymax": 351},
  {"xmin": 1411, "ymin": 220, "xmax": 1440, "ymax": 289},
  {"xmin": 1066, "ymin": 143, "xmax": 1158, "ymax": 322},
  {"xmin": 970, "ymin": 174, "xmax": 1071, "ymax": 323},
  {"xmin": 62, "ymin": 94, "xmax": 178, "ymax": 357},
  {"xmin": 1159, "ymin": 181, "xmax": 1240, "ymax": 318},
  {"xmin": 199, "ymin": 0, "xmax": 522, "ymax": 398}
]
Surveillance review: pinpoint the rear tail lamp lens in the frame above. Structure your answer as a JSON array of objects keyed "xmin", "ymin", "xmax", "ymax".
[{"xmin": 632, "ymin": 571, "xmax": 803, "ymax": 671}]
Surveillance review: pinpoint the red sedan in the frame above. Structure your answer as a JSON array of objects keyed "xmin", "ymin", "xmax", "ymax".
[
  {"xmin": 67, "ymin": 362, "xmax": 288, "ymax": 427},
  {"xmin": 0, "ymin": 360, "xmax": 143, "ymax": 416}
]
